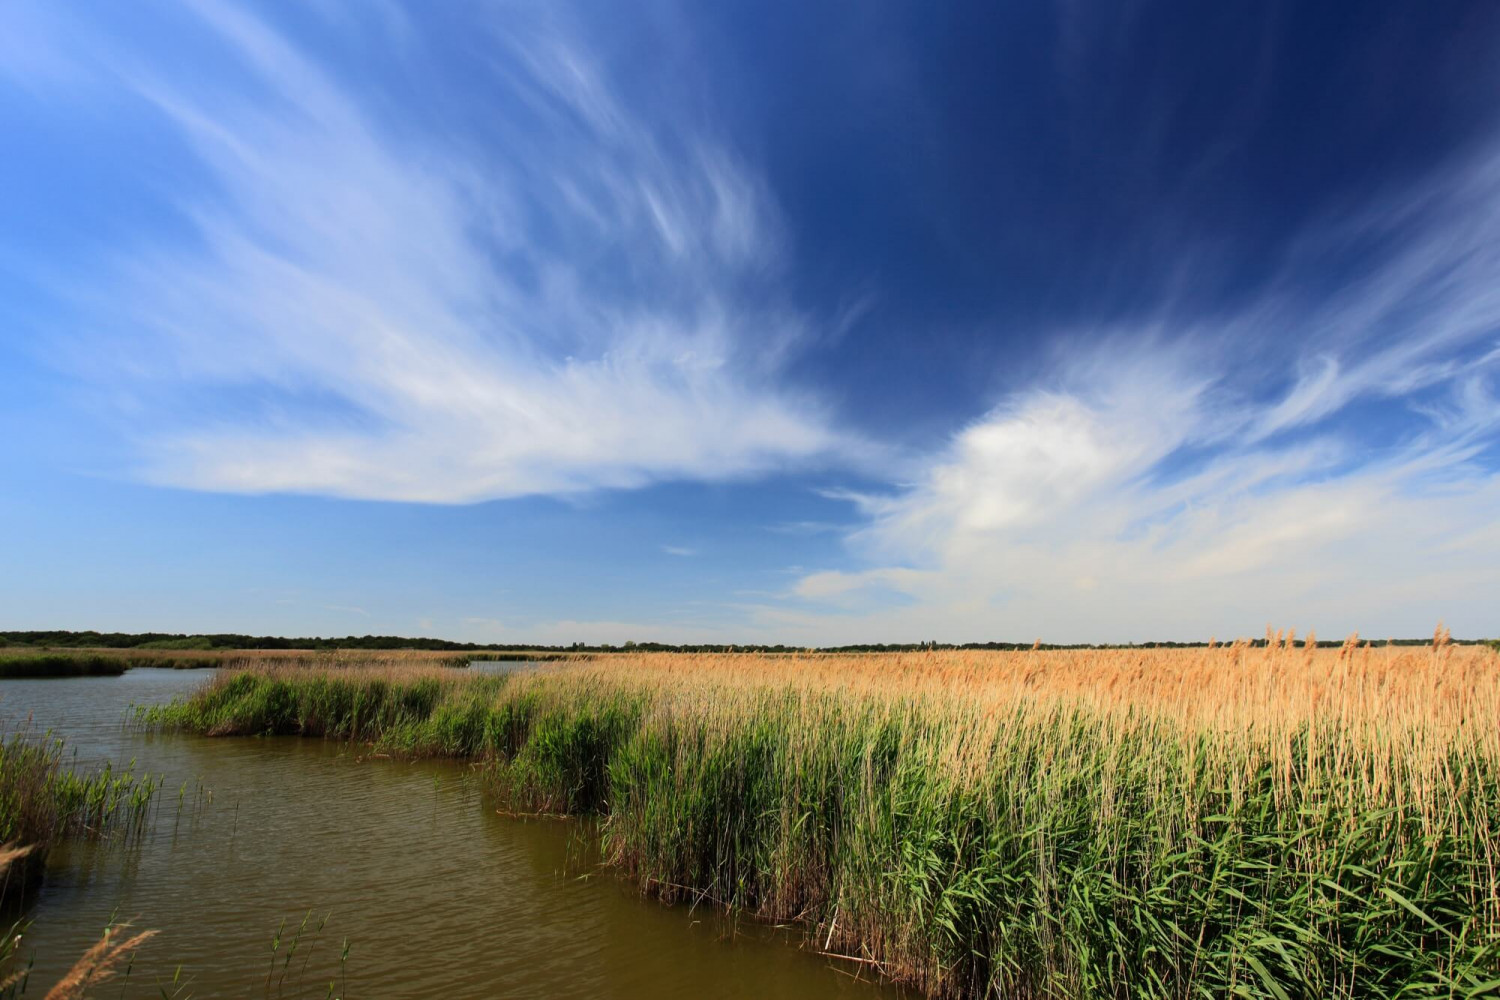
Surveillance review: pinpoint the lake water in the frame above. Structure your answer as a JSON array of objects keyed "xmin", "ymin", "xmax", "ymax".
[{"xmin": 0, "ymin": 670, "xmax": 900, "ymax": 998}]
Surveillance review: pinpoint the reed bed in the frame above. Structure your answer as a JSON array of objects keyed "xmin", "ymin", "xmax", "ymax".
[
  {"xmin": 199, "ymin": 648, "xmax": 588, "ymax": 670},
  {"xmin": 0, "ymin": 727, "xmax": 159, "ymax": 901},
  {"xmin": 0, "ymin": 654, "xmax": 129, "ymax": 679},
  {"xmin": 0, "ymin": 730, "xmax": 160, "ymax": 997},
  {"xmin": 141, "ymin": 634, "xmax": 1500, "ymax": 998},
  {"xmin": 0, "ymin": 646, "xmax": 531, "ymax": 676},
  {"xmin": 207, "ymin": 649, "xmax": 472, "ymax": 671}
]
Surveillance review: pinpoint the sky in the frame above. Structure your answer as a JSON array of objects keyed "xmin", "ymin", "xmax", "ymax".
[{"xmin": 3, "ymin": 0, "xmax": 1500, "ymax": 645}]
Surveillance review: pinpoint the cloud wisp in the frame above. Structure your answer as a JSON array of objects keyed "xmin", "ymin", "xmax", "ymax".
[
  {"xmin": 8, "ymin": 1, "xmax": 849, "ymax": 502},
  {"xmin": 6, "ymin": 2, "xmax": 1500, "ymax": 646},
  {"xmin": 787, "ymin": 139, "xmax": 1500, "ymax": 643}
]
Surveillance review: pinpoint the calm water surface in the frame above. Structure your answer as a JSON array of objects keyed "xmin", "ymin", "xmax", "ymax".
[{"xmin": 0, "ymin": 670, "xmax": 900, "ymax": 998}]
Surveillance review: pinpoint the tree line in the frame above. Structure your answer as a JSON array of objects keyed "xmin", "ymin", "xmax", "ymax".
[{"xmin": 3, "ymin": 630, "xmax": 1493, "ymax": 654}]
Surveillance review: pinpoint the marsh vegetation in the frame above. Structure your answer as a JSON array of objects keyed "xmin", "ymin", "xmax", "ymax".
[
  {"xmin": 136, "ymin": 632, "xmax": 1500, "ymax": 999},
  {"xmin": 0, "ymin": 645, "xmax": 595, "ymax": 678},
  {"xmin": 0, "ymin": 724, "xmax": 159, "ymax": 998},
  {"xmin": 6, "ymin": 666, "xmax": 873, "ymax": 998},
  {"xmin": 0, "ymin": 727, "xmax": 157, "ymax": 898}
]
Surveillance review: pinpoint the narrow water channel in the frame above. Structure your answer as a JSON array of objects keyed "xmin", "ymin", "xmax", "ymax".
[{"xmin": 1, "ymin": 670, "xmax": 901, "ymax": 998}]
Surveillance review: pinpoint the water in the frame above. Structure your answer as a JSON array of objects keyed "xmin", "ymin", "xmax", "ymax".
[
  {"xmin": 467, "ymin": 659, "xmax": 540, "ymax": 674},
  {"xmin": 0, "ymin": 671, "xmax": 899, "ymax": 998}
]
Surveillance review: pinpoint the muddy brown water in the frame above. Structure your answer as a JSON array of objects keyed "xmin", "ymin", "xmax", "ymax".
[{"xmin": 0, "ymin": 669, "xmax": 901, "ymax": 998}]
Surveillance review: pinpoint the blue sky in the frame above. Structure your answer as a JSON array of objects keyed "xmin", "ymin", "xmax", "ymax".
[{"xmin": 3, "ymin": 0, "xmax": 1499, "ymax": 644}]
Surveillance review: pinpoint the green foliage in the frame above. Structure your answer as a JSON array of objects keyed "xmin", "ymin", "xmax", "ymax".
[
  {"xmin": 0, "ymin": 728, "xmax": 158, "ymax": 898},
  {"xmin": 134, "ymin": 637, "xmax": 217, "ymax": 651},
  {"xmin": 141, "ymin": 671, "xmax": 1500, "ymax": 999},
  {"xmin": 0, "ymin": 654, "xmax": 128, "ymax": 678},
  {"xmin": 0, "ymin": 650, "xmax": 229, "ymax": 675}
]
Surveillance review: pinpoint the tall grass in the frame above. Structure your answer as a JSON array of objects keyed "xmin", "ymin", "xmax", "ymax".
[
  {"xmin": 141, "ymin": 636, "xmax": 1500, "ymax": 998},
  {"xmin": 0, "ymin": 729, "xmax": 160, "ymax": 996},
  {"xmin": 0, "ymin": 727, "xmax": 159, "ymax": 900}
]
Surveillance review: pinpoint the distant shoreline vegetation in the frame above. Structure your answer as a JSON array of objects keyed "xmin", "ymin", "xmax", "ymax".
[
  {"xmin": 0, "ymin": 653, "xmax": 130, "ymax": 679},
  {"xmin": 0, "ymin": 647, "xmax": 584, "ymax": 679},
  {"xmin": 4, "ymin": 629, "xmax": 1497, "ymax": 655}
]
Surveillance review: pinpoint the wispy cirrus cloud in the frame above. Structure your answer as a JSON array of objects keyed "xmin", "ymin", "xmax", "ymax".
[
  {"xmin": 785, "ymin": 138, "xmax": 1500, "ymax": 643},
  {"xmin": 5, "ymin": 2, "xmax": 1500, "ymax": 649},
  {"xmin": 782, "ymin": 376, "xmax": 1500, "ymax": 642},
  {"xmin": 3, "ymin": 0, "xmax": 853, "ymax": 502}
]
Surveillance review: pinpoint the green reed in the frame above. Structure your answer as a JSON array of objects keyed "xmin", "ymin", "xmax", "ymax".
[
  {"xmin": 0, "ymin": 654, "xmax": 129, "ymax": 678},
  {"xmin": 140, "ymin": 666, "xmax": 1500, "ymax": 999},
  {"xmin": 0, "ymin": 728, "xmax": 158, "ymax": 899}
]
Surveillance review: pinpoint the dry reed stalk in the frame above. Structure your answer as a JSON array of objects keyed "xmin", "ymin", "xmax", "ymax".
[
  {"xmin": 495, "ymin": 640, "xmax": 1497, "ymax": 729},
  {"xmin": 0, "ymin": 843, "xmax": 33, "ymax": 874},
  {"xmin": 42, "ymin": 926, "xmax": 157, "ymax": 1000}
]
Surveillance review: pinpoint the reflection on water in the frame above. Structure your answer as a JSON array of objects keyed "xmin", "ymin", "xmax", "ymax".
[{"xmin": 0, "ymin": 671, "xmax": 899, "ymax": 998}]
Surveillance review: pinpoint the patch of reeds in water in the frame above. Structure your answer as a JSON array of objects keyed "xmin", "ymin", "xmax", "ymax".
[
  {"xmin": 0, "ymin": 726, "xmax": 159, "ymax": 900},
  {"xmin": 140, "ymin": 634, "xmax": 1500, "ymax": 999},
  {"xmin": 0, "ymin": 725, "xmax": 161, "ymax": 997},
  {"xmin": 0, "ymin": 655, "xmax": 129, "ymax": 679},
  {"xmin": 0, "ymin": 646, "xmax": 524, "ymax": 677}
]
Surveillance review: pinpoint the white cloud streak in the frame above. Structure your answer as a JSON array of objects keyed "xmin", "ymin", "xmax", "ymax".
[
  {"xmin": 788, "ymin": 141, "xmax": 1500, "ymax": 642},
  {"xmin": 7, "ymin": 2, "xmax": 1500, "ymax": 644},
  {"xmin": 7, "ymin": 0, "xmax": 851, "ymax": 502}
]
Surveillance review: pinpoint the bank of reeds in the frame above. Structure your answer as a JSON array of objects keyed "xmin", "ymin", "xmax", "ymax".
[
  {"xmin": 0, "ymin": 646, "xmax": 518, "ymax": 677},
  {"xmin": 0, "ymin": 654, "xmax": 129, "ymax": 679},
  {"xmin": 0, "ymin": 727, "xmax": 158, "ymax": 900},
  {"xmin": 140, "ymin": 635, "xmax": 1500, "ymax": 998},
  {"xmin": 468, "ymin": 651, "xmax": 590, "ymax": 663}
]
